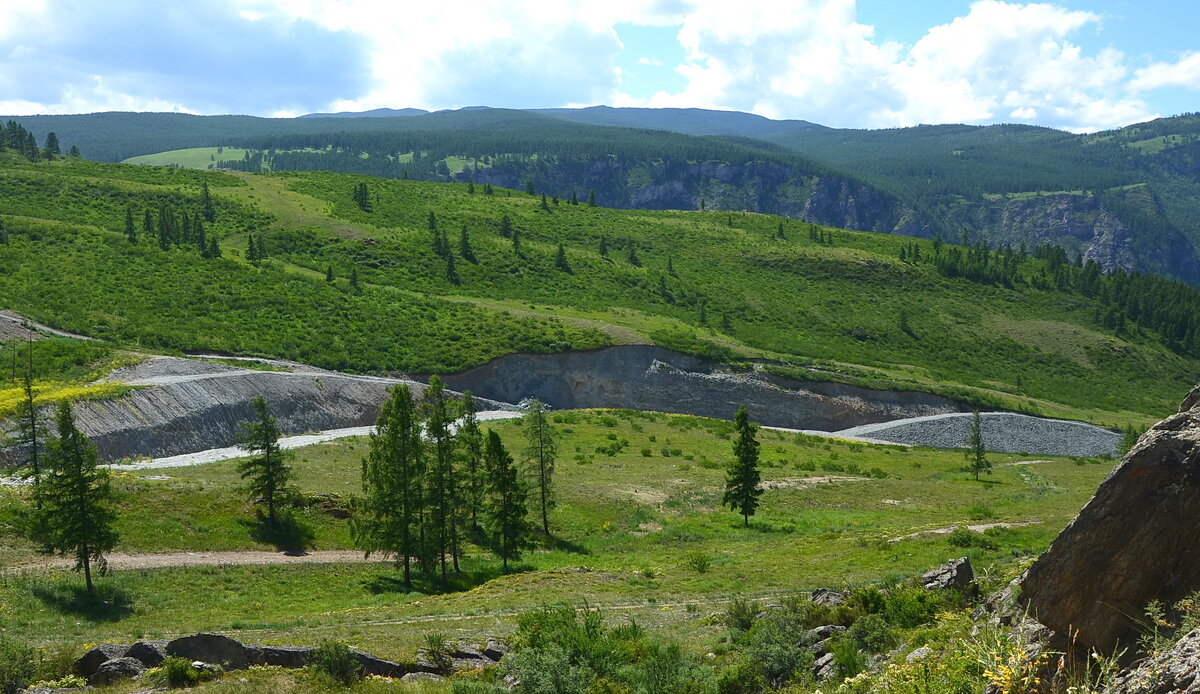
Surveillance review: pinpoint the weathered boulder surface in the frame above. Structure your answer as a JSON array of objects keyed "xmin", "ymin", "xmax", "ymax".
[
  {"xmin": 1105, "ymin": 628, "xmax": 1200, "ymax": 693},
  {"xmin": 167, "ymin": 633, "xmax": 253, "ymax": 670},
  {"xmin": 922, "ymin": 557, "xmax": 975, "ymax": 592},
  {"xmin": 256, "ymin": 644, "xmax": 316, "ymax": 668},
  {"xmin": 89, "ymin": 657, "xmax": 145, "ymax": 686},
  {"xmin": 75, "ymin": 643, "xmax": 129, "ymax": 677},
  {"xmin": 1020, "ymin": 385, "xmax": 1200, "ymax": 655},
  {"xmin": 350, "ymin": 649, "xmax": 406, "ymax": 677},
  {"xmin": 810, "ymin": 588, "xmax": 847, "ymax": 607},
  {"xmin": 125, "ymin": 640, "xmax": 169, "ymax": 668}
]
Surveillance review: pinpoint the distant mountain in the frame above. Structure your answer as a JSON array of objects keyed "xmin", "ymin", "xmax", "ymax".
[
  {"xmin": 298, "ymin": 107, "xmax": 428, "ymax": 119},
  {"xmin": 530, "ymin": 106, "xmax": 825, "ymax": 139}
]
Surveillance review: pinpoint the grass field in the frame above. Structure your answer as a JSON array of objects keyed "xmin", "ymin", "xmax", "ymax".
[
  {"xmin": 0, "ymin": 409, "xmax": 1115, "ymax": 662},
  {"xmin": 123, "ymin": 147, "xmax": 251, "ymax": 169}
]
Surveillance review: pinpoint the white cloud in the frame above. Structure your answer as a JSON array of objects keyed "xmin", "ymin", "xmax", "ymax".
[
  {"xmin": 638, "ymin": 57, "xmax": 664, "ymax": 66},
  {"xmin": 1130, "ymin": 51, "xmax": 1200, "ymax": 91}
]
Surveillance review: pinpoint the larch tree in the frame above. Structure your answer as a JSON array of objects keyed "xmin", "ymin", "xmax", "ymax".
[
  {"xmin": 457, "ymin": 391, "xmax": 485, "ymax": 531},
  {"xmin": 459, "ymin": 225, "xmax": 477, "ymax": 263},
  {"xmin": 554, "ymin": 243, "xmax": 571, "ymax": 273},
  {"xmin": 43, "ymin": 132, "xmax": 60, "ymax": 156},
  {"xmin": 237, "ymin": 396, "xmax": 292, "ymax": 525},
  {"xmin": 966, "ymin": 410, "xmax": 991, "ymax": 481},
  {"xmin": 484, "ymin": 429, "xmax": 531, "ymax": 572},
  {"xmin": 522, "ymin": 399, "xmax": 557, "ymax": 535},
  {"xmin": 352, "ymin": 384, "xmax": 425, "ymax": 588},
  {"xmin": 423, "ymin": 376, "xmax": 460, "ymax": 580},
  {"xmin": 13, "ymin": 336, "xmax": 45, "ymax": 493},
  {"xmin": 723, "ymin": 405, "xmax": 762, "ymax": 527},
  {"xmin": 201, "ymin": 181, "xmax": 216, "ymax": 222},
  {"xmin": 124, "ymin": 207, "xmax": 137, "ymax": 243},
  {"xmin": 33, "ymin": 401, "xmax": 119, "ymax": 595}
]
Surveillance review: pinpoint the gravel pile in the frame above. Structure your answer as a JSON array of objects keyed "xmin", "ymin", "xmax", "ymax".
[{"xmin": 836, "ymin": 412, "xmax": 1119, "ymax": 457}]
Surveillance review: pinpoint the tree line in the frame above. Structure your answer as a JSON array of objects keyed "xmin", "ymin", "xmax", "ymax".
[{"xmin": 0, "ymin": 121, "xmax": 79, "ymax": 161}]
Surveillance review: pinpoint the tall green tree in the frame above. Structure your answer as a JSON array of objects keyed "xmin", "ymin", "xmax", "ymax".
[
  {"xmin": 201, "ymin": 181, "xmax": 216, "ymax": 222},
  {"xmin": 966, "ymin": 410, "xmax": 991, "ymax": 481},
  {"xmin": 445, "ymin": 252, "xmax": 461, "ymax": 285},
  {"xmin": 499, "ymin": 214, "xmax": 513, "ymax": 238},
  {"xmin": 143, "ymin": 209, "xmax": 154, "ymax": 240},
  {"xmin": 33, "ymin": 401, "xmax": 119, "ymax": 595},
  {"xmin": 723, "ymin": 405, "xmax": 762, "ymax": 527},
  {"xmin": 124, "ymin": 207, "xmax": 137, "ymax": 243},
  {"xmin": 352, "ymin": 384, "xmax": 425, "ymax": 588},
  {"xmin": 43, "ymin": 132, "xmax": 60, "ymax": 157},
  {"xmin": 237, "ymin": 396, "xmax": 292, "ymax": 524},
  {"xmin": 459, "ymin": 224, "xmax": 477, "ymax": 263},
  {"xmin": 587, "ymin": 189, "xmax": 597, "ymax": 206},
  {"xmin": 12, "ymin": 337, "xmax": 45, "ymax": 492},
  {"xmin": 554, "ymin": 243, "xmax": 571, "ymax": 273},
  {"xmin": 484, "ymin": 430, "xmax": 531, "ymax": 572},
  {"xmin": 522, "ymin": 399, "xmax": 557, "ymax": 535},
  {"xmin": 457, "ymin": 391, "xmax": 485, "ymax": 531},
  {"xmin": 423, "ymin": 376, "xmax": 460, "ymax": 580}
]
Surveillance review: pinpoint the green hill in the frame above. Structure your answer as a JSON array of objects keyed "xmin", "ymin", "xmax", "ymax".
[{"xmin": 2, "ymin": 148, "xmax": 1199, "ymax": 425}]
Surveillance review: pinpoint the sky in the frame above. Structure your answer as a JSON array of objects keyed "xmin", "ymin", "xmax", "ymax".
[{"xmin": 0, "ymin": 0, "xmax": 1197, "ymax": 132}]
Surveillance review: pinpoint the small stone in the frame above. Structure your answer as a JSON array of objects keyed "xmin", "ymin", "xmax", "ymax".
[
  {"xmin": 907, "ymin": 646, "xmax": 932, "ymax": 663},
  {"xmin": 89, "ymin": 657, "xmax": 145, "ymax": 686},
  {"xmin": 401, "ymin": 672, "xmax": 446, "ymax": 683},
  {"xmin": 811, "ymin": 588, "xmax": 847, "ymax": 607}
]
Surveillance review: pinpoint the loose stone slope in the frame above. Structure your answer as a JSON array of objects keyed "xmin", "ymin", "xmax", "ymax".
[{"xmin": 837, "ymin": 412, "xmax": 1120, "ymax": 457}]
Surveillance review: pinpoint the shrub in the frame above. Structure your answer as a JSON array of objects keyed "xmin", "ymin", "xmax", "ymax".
[
  {"xmin": 157, "ymin": 656, "xmax": 201, "ymax": 688},
  {"xmin": 307, "ymin": 640, "xmax": 363, "ymax": 686},
  {"xmin": 717, "ymin": 659, "xmax": 767, "ymax": 694},
  {"xmin": 0, "ymin": 637, "xmax": 35, "ymax": 694},
  {"xmin": 506, "ymin": 643, "xmax": 593, "ymax": 694},
  {"xmin": 741, "ymin": 610, "xmax": 816, "ymax": 688},
  {"xmin": 948, "ymin": 526, "xmax": 998, "ymax": 550},
  {"xmin": 966, "ymin": 503, "xmax": 996, "ymax": 520},
  {"xmin": 830, "ymin": 637, "xmax": 866, "ymax": 680},
  {"xmin": 723, "ymin": 596, "xmax": 760, "ymax": 632},
  {"xmin": 846, "ymin": 613, "xmax": 897, "ymax": 653},
  {"xmin": 685, "ymin": 551, "xmax": 712, "ymax": 574},
  {"xmin": 423, "ymin": 632, "xmax": 455, "ymax": 675}
]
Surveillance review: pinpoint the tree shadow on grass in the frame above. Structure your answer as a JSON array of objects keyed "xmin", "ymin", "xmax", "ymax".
[
  {"xmin": 31, "ymin": 581, "xmax": 133, "ymax": 622},
  {"xmin": 543, "ymin": 535, "xmax": 590, "ymax": 555},
  {"xmin": 363, "ymin": 561, "xmax": 534, "ymax": 596},
  {"xmin": 241, "ymin": 510, "xmax": 316, "ymax": 555}
]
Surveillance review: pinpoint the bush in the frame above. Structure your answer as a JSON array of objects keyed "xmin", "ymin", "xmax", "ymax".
[
  {"xmin": 0, "ymin": 637, "xmax": 35, "ymax": 694},
  {"xmin": 717, "ymin": 659, "xmax": 767, "ymax": 694},
  {"xmin": 307, "ymin": 640, "xmax": 363, "ymax": 686},
  {"xmin": 685, "ymin": 551, "xmax": 712, "ymax": 574},
  {"xmin": 724, "ymin": 596, "xmax": 759, "ymax": 632},
  {"xmin": 830, "ymin": 637, "xmax": 866, "ymax": 679},
  {"xmin": 948, "ymin": 526, "xmax": 998, "ymax": 550},
  {"xmin": 156, "ymin": 656, "xmax": 201, "ymax": 688},
  {"xmin": 846, "ymin": 613, "xmax": 897, "ymax": 653},
  {"xmin": 423, "ymin": 632, "xmax": 455, "ymax": 675},
  {"xmin": 506, "ymin": 643, "xmax": 593, "ymax": 694},
  {"xmin": 740, "ymin": 610, "xmax": 816, "ymax": 688}
]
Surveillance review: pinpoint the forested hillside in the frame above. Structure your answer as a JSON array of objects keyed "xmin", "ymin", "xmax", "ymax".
[{"xmin": 2, "ymin": 138, "xmax": 1199, "ymax": 425}]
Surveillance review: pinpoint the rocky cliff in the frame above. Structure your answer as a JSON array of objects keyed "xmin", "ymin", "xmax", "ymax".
[{"xmin": 1019, "ymin": 384, "xmax": 1200, "ymax": 655}]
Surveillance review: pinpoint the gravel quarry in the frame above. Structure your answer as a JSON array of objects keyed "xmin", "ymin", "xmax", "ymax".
[{"xmin": 836, "ymin": 412, "xmax": 1120, "ymax": 457}]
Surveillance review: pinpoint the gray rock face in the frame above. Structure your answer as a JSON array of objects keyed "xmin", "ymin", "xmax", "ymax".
[
  {"xmin": 441, "ymin": 345, "xmax": 972, "ymax": 431},
  {"xmin": 402, "ymin": 671, "xmax": 446, "ymax": 683},
  {"xmin": 838, "ymin": 412, "xmax": 1120, "ymax": 457},
  {"xmin": 922, "ymin": 557, "xmax": 975, "ymax": 592},
  {"xmin": 256, "ymin": 645, "xmax": 316, "ymax": 668},
  {"xmin": 1020, "ymin": 385, "xmax": 1200, "ymax": 655},
  {"xmin": 167, "ymin": 633, "xmax": 253, "ymax": 670},
  {"xmin": 125, "ymin": 640, "xmax": 168, "ymax": 668},
  {"xmin": 1106, "ymin": 628, "xmax": 1200, "ymax": 693},
  {"xmin": 810, "ymin": 589, "xmax": 847, "ymax": 607},
  {"xmin": 482, "ymin": 638, "xmax": 508, "ymax": 661},
  {"xmin": 75, "ymin": 643, "xmax": 129, "ymax": 677},
  {"xmin": 350, "ymin": 649, "xmax": 405, "ymax": 677},
  {"xmin": 89, "ymin": 657, "xmax": 145, "ymax": 686}
]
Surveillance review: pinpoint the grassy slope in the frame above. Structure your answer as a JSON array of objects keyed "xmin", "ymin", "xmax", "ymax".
[
  {"xmin": 0, "ymin": 409, "xmax": 1114, "ymax": 658},
  {"xmin": 0, "ymin": 154, "xmax": 1196, "ymax": 423},
  {"xmin": 123, "ymin": 147, "xmax": 250, "ymax": 169}
]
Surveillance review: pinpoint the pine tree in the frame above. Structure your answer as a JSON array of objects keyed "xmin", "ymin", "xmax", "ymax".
[
  {"xmin": 445, "ymin": 252, "xmax": 461, "ymax": 285},
  {"xmin": 484, "ymin": 430, "xmax": 531, "ymax": 572},
  {"xmin": 599, "ymin": 236, "xmax": 609, "ymax": 257},
  {"xmin": 143, "ymin": 209, "xmax": 154, "ymax": 240},
  {"xmin": 554, "ymin": 243, "xmax": 571, "ymax": 273},
  {"xmin": 33, "ymin": 401, "xmax": 119, "ymax": 595},
  {"xmin": 124, "ymin": 207, "xmax": 137, "ymax": 243},
  {"xmin": 325, "ymin": 265, "xmax": 335, "ymax": 282},
  {"xmin": 570, "ymin": 190, "xmax": 578, "ymax": 205},
  {"xmin": 777, "ymin": 222, "xmax": 785, "ymax": 240},
  {"xmin": 499, "ymin": 214, "xmax": 513, "ymax": 238},
  {"xmin": 246, "ymin": 235, "xmax": 259, "ymax": 264},
  {"xmin": 587, "ymin": 190, "xmax": 597, "ymax": 207},
  {"xmin": 525, "ymin": 179, "xmax": 535, "ymax": 195},
  {"xmin": 13, "ymin": 337, "xmax": 45, "ymax": 490},
  {"xmin": 540, "ymin": 193, "xmax": 550, "ymax": 211},
  {"xmin": 459, "ymin": 225, "xmax": 477, "ymax": 263},
  {"xmin": 201, "ymin": 182, "xmax": 216, "ymax": 222},
  {"xmin": 458, "ymin": 391, "xmax": 485, "ymax": 531},
  {"xmin": 667, "ymin": 256, "xmax": 676, "ymax": 277},
  {"xmin": 627, "ymin": 242, "xmax": 640, "ymax": 267},
  {"xmin": 352, "ymin": 384, "xmax": 425, "ymax": 588},
  {"xmin": 423, "ymin": 376, "xmax": 459, "ymax": 580},
  {"xmin": 180, "ymin": 211, "xmax": 192, "ymax": 245},
  {"xmin": 350, "ymin": 266, "xmax": 361, "ymax": 293},
  {"xmin": 237, "ymin": 396, "xmax": 292, "ymax": 525},
  {"xmin": 43, "ymin": 132, "xmax": 60, "ymax": 157},
  {"xmin": 195, "ymin": 219, "xmax": 207, "ymax": 253},
  {"xmin": 158, "ymin": 207, "xmax": 172, "ymax": 250},
  {"xmin": 205, "ymin": 237, "xmax": 221, "ymax": 259},
  {"xmin": 966, "ymin": 410, "xmax": 991, "ymax": 481},
  {"xmin": 522, "ymin": 399, "xmax": 557, "ymax": 536},
  {"xmin": 723, "ymin": 405, "xmax": 762, "ymax": 527},
  {"xmin": 428, "ymin": 211, "xmax": 437, "ymax": 231}
]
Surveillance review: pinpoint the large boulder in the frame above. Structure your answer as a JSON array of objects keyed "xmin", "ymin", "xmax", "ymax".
[
  {"xmin": 1104, "ymin": 628, "xmax": 1200, "ymax": 693},
  {"xmin": 126, "ymin": 640, "xmax": 169, "ymax": 668},
  {"xmin": 350, "ymin": 649, "xmax": 405, "ymax": 677},
  {"xmin": 167, "ymin": 633, "xmax": 253, "ymax": 670},
  {"xmin": 922, "ymin": 557, "xmax": 975, "ymax": 592},
  {"xmin": 75, "ymin": 643, "xmax": 129, "ymax": 677},
  {"xmin": 89, "ymin": 656, "xmax": 145, "ymax": 686},
  {"xmin": 1020, "ymin": 385, "xmax": 1200, "ymax": 655},
  {"xmin": 256, "ymin": 644, "xmax": 317, "ymax": 668}
]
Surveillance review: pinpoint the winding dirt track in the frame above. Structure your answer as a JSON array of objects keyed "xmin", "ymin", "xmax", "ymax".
[{"xmin": 6, "ymin": 549, "xmax": 390, "ymax": 573}]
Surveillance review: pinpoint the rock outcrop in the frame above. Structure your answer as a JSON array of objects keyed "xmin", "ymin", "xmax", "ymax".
[
  {"xmin": 921, "ymin": 557, "xmax": 976, "ymax": 593},
  {"xmin": 1019, "ymin": 385, "xmax": 1200, "ymax": 655},
  {"xmin": 89, "ymin": 657, "xmax": 145, "ymax": 686},
  {"xmin": 1105, "ymin": 628, "xmax": 1200, "ymax": 693}
]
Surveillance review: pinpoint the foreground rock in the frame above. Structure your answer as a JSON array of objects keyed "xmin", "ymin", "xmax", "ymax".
[
  {"xmin": 75, "ymin": 644, "xmax": 129, "ymax": 677},
  {"xmin": 89, "ymin": 657, "xmax": 145, "ymax": 686},
  {"xmin": 1106, "ymin": 628, "xmax": 1200, "ymax": 693},
  {"xmin": 1020, "ymin": 386, "xmax": 1200, "ymax": 655},
  {"xmin": 922, "ymin": 557, "xmax": 976, "ymax": 593},
  {"xmin": 167, "ymin": 633, "xmax": 253, "ymax": 670}
]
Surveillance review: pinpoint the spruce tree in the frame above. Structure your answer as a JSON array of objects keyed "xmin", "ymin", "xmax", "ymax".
[
  {"xmin": 667, "ymin": 256, "xmax": 676, "ymax": 277},
  {"xmin": 13, "ymin": 337, "xmax": 45, "ymax": 490},
  {"xmin": 777, "ymin": 222, "xmax": 785, "ymax": 240},
  {"xmin": 428, "ymin": 211, "xmax": 437, "ymax": 231},
  {"xmin": 484, "ymin": 430, "xmax": 530, "ymax": 572},
  {"xmin": 237, "ymin": 396, "xmax": 292, "ymax": 525},
  {"xmin": 68, "ymin": 145, "xmax": 81, "ymax": 158},
  {"xmin": 540, "ymin": 193, "xmax": 549, "ymax": 211},
  {"xmin": 325, "ymin": 265, "xmax": 335, "ymax": 282},
  {"xmin": 43, "ymin": 132, "xmax": 60, "ymax": 157},
  {"xmin": 445, "ymin": 252, "xmax": 461, "ymax": 285},
  {"xmin": 124, "ymin": 207, "xmax": 136, "ymax": 243},
  {"xmin": 195, "ymin": 218, "xmax": 206, "ymax": 253},
  {"xmin": 459, "ymin": 225, "xmax": 477, "ymax": 263},
  {"xmin": 423, "ymin": 376, "xmax": 459, "ymax": 580},
  {"xmin": 554, "ymin": 243, "xmax": 571, "ymax": 273},
  {"xmin": 723, "ymin": 405, "xmax": 762, "ymax": 527},
  {"xmin": 599, "ymin": 236, "xmax": 608, "ymax": 257},
  {"xmin": 966, "ymin": 410, "xmax": 991, "ymax": 481},
  {"xmin": 570, "ymin": 190, "xmax": 578, "ymax": 205},
  {"xmin": 0, "ymin": 221, "xmax": 8, "ymax": 245},
  {"xmin": 499, "ymin": 214, "xmax": 513, "ymax": 238},
  {"xmin": 627, "ymin": 242, "xmax": 640, "ymax": 267},
  {"xmin": 201, "ymin": 181, "xmax": 216, "ymax": 222},
  {"xmin": 352, "ymin": 384, "xmax": 425, "ymax": 587},
  {"xmin": 512, "ymin": 227, "xmax": 521, "ymax": 255},
  {"xmin": 457, "ymin": 391, "xmax": 485, "ymax": 531},
  {"xmin": 522, "ymin": 399, "xmax": 557, "ymax": 536},
  {"xmin": 33, "ymin": 401, "xmax": 119, "ymax": 595},
  {"xmin": 468, "ymin": 180, "xmax": 475, "ymax": 194},
  {"xmin": 143, "ymin": 209, "xmax": 154, "ymax": 240},
  {"xmin": 587, "ymin": 189, "xmax": 597, "ymax": 207},
  {"xmin": 350, "ymin": 266, "xmax": 361, "ymax": 293},
  {"xmin": 525, "ymin": 179, "xmax": 535, "ymax": 195},
  {"xmin": 205, "ymin": 237, "xmax": 221, "ymax": 259}
]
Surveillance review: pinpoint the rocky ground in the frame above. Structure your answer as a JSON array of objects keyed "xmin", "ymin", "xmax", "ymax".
[{"xmin": 837, "ymin": 412, "xmax": 1120, "ymax": 456}]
